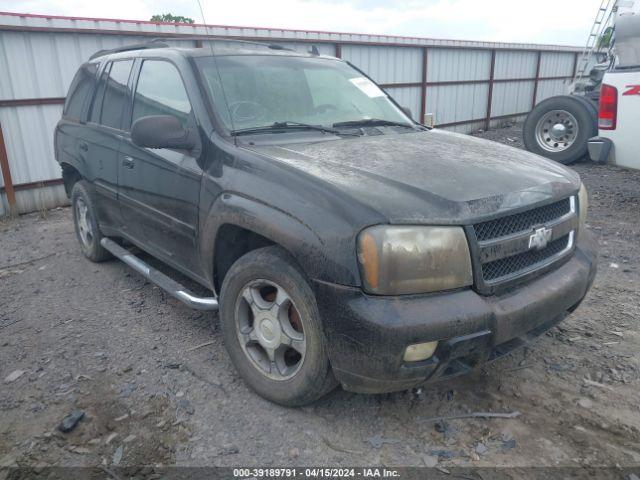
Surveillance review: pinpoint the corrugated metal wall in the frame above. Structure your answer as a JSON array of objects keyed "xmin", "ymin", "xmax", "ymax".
[
  {"xmin": 0, "ymin": 28, "xmax": 199, "ymax": 215},
  {"xmin": 0, "ymin": 12, "xmax": 581, "ymax": 215},
  {"xmin": 342, "ymin": 45, "xmax": 423, "ymax": 83}
]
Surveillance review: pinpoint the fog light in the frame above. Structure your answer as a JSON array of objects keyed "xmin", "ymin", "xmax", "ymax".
[{"xmin": 403, "ymin": 341, "xmax": 438, "ymax": 362}]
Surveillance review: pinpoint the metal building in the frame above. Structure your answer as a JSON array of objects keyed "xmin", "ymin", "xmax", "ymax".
[{"xmin": 0, "ymin": 11, "xmax": 582, "ymax": 216}]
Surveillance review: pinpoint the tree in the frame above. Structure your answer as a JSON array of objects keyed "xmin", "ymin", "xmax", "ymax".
[{"xmin": 151, "ymin": 13, "xmax": 195, "ymax": 24}]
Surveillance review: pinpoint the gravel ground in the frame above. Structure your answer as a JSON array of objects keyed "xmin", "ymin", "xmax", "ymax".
[{"xmin": 1, "ymin": 124, "xmax": 639, "ymax": 476}]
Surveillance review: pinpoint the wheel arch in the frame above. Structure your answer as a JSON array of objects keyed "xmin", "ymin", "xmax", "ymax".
[
  {"xmin": 212, "ymin": 224, "xmax": 275, "ymax": 293},
  {"xmin": 61, "ymin": 162, "xmax": 82, "ymax": 198},
  {"xmin": 200, "ymin": 193, "xmax": 359, "ymax": 295}
]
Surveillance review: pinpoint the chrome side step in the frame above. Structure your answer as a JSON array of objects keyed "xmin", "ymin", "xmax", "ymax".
[{"xmin": 100, "ymin": 238, "xmax": 219, "ymax": 311}]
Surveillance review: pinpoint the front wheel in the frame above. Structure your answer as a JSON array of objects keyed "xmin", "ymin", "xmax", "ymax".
[
  {"xmin": 219, "ymin": 246, "xmax": 337, "ymax": 406},
  {"xmin": 523, "ymin": 95, "xmax": 597, "ymax": 165}
]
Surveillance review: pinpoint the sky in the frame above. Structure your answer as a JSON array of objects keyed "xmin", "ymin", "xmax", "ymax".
[{"xmin": 1, "ymin": 0, "xmax": 604, "ymax": 46}]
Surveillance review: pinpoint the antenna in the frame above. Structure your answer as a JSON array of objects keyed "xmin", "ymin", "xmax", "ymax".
[{"xmin": 195, "ymin": 0, "xmax": 216, "ymax": 55}]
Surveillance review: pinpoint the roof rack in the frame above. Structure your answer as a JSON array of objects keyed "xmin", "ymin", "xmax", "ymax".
[
  {"xmin": 89, "ymin": 41, "xmax": 169, "ymax": 60},
  {"xmin": 148, "ymin": 36, "xmax": 295, "ymax": 52},
  {"xmin": 88, "ymin": 37, "xmax": 298, "ymax": 61}
]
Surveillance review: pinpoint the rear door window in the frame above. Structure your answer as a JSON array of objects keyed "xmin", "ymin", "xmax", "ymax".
[
  {"xmin": 63, "ymin": 63, "xmax": 98, "ymax": 121},
  {"xmin": 131, "ymin": 60, "xmax": 192, "ymax": 128},
  {"xmin": 99, "ymin": 60, "xmax": 134, "ymax": 129}
]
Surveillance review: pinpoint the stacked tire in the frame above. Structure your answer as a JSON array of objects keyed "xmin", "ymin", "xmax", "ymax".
[{"xmin": 523, "ymin": 95, "xmax": 598, "ymax": 165}]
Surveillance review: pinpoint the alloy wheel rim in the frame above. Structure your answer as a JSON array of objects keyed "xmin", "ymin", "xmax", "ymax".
[
  {"xmin": 535, "ymin": 109, "xmax": 579, "ymax": 153},
  {"xmin": 75, "ymin": 198, "xmax": 94, "ymax": 248},
  {"xmin": 235, "ymin": 279, "xmax": 306, "ymax": 381}
]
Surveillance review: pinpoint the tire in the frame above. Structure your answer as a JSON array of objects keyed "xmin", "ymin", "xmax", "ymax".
[
  {"xmin": 523, "ymin": 95, "xmax": 597, "ymax": 165},
  {"xmin": 219, "ymin": 246, "xmax": 337, "ymax": 406},
  {"xmin": 573, "ymin": 95, "xmax": 599, "ymax": 118},
  {"xmin": 71, "ymin": 180, "xmax": 112, "ymax": 262}
]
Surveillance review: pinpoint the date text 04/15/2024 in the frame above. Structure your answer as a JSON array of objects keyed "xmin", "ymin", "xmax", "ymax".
[{"xmin": 233, "ymin": 468, "xmax": 401, "ymax": 478}]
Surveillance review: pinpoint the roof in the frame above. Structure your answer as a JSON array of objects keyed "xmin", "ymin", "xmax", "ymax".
[{"xmin": 0, "ymin": 11, "xmax": 583, "ymax": 52}]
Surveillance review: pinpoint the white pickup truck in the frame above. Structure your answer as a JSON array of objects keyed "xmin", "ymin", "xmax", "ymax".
[{"xmin": 588, "ymin": 8, "xmax": 640, "ymax": 169}]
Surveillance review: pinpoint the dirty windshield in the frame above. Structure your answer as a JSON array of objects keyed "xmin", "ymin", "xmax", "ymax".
[{"xmin": 196, "ymin": 55, "xmax": 415, "ymax": 134}]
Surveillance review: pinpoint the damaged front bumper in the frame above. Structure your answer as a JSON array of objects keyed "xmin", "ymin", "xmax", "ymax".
[{"xmin": 313, "ymin": 232, "xmax": 597, "ymax": 394}]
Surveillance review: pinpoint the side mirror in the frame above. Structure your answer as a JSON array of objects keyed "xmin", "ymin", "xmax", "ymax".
[
  {"xmin": 131, "ymin": 115, "xmax": 195, "ymax": 150},
  {"xmin": 401, "ymin": 106, "xmax": 413, "ymax": 120}
]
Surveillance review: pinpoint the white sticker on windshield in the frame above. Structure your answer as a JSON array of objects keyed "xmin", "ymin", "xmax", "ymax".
[{"xmin": 349, "ymin": 77, "xmax": 385, "ymax": 98}]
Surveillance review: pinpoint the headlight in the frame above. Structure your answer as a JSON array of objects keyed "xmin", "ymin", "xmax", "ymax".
[
  {"xmin": 578, "ymin": 183, "xmax": 588, "ymax": 236},
  {"xmin": 357, "ymin": 226, "xmax": 473, "ymax": 295}
]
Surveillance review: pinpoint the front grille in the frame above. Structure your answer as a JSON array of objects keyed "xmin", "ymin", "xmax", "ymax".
[
  {"xmin": 481, "ymin": 234, "xmax": 571, "ymax": 281},
  {"xmin": 472, "ymin": 196, "xmax": 577, "ymax": 291},
  {"xmin": 474, "ymin": 198, "xmax": 571, "ymax": 241}
]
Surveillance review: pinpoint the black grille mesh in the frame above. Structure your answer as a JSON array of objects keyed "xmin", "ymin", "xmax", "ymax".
[
  {"xmin": 482, "ymin": 234, "xmax": 570, "ymax": 281},
  {"xmin": 474, "ymin": 198, "xmax": 571, "ymax": 242}
]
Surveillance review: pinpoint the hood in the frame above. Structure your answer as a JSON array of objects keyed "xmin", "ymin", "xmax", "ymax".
[{"xmin": 242, "ymin": 129, "xmax": 581, "ymax": 224}]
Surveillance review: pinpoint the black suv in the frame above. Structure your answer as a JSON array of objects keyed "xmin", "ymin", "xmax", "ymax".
[{"xmin": 55, "ymin": 40, "xmax": 597, "ymax": 406}]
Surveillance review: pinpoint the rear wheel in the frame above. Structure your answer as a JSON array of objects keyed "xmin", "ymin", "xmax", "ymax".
[
  {"xmin": 523, "ymin": 95, "xmax": 597, "ymax": 164},
  {"xmin": 71, "ymin": 181, "xmax": 111, "ymax": 262},
  {"xmin": 219, "ymin": 246, "xmax": 337, "ymax": 406}
]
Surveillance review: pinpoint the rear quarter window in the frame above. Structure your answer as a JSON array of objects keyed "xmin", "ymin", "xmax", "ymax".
[{"xmin": 63, "ymin": 63, "xmax": 99, "ymax": 121}]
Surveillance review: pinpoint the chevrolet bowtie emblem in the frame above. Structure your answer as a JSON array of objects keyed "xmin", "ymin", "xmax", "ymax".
[{"xmin": 529, "ymin": 227, "xmax": 552, "ymax": 251}]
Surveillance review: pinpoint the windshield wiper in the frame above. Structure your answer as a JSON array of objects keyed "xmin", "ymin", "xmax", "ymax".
[
  {"xmin": 333, "ymin": 118, "xmax": 416, "ymax": 129},
  {"xmin": 232, "ymin": 121, "xmax": 359, "ymax": 136}
]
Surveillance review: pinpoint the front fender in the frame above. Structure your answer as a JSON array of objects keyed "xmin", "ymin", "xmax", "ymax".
[{"xmin": 199, "ymin": 192, "xmax": 361, "ymax": 292}]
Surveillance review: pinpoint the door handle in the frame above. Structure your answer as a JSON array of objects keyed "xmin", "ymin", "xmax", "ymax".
[
  {"xmin": 122, "ymin": 156, "xmax": 135, "ymax": 169},
  {"xmin": 79, "ymin": 141, "xmax": 88, "ymax": 152}
]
